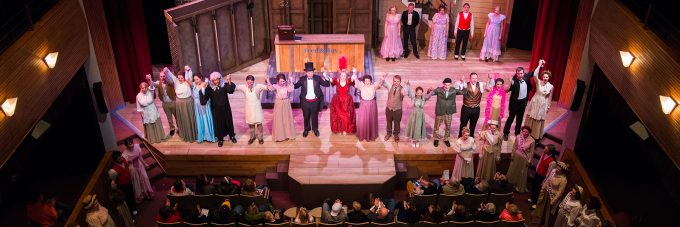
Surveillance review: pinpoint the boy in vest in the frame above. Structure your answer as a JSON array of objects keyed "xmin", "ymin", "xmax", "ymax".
[{"xmin": 453, "ymin": 3, "xmax": 475, "ymax": 61}]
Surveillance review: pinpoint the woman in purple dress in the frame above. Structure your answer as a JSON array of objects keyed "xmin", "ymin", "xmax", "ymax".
[
  {"xmin": 122, "ymin": 139, "xmax": 154, "ymax": 203},
  {"xmin": 380, "ymin": 6, "xmax": 403, "ymax": 61},
  {"xmin": 353, "ymin": 74, "xmax": 384, "ymax": 141},
  {"xmin": 427, "ymin": 5, "xmax": 449, "ymax": 60},
  {"xmin": 480, "ymin": 6, "xmax": 506, "ymax": 62}
]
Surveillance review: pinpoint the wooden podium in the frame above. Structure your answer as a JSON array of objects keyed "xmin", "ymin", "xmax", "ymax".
[{"xmin": 274, "ymin": 34, "xmax": 365, "ymax": 72}]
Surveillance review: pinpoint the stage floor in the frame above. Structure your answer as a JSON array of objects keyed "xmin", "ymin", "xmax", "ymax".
[{"xmin": 113, "ymin": 48, "xmax": 568, "ymax": 182}]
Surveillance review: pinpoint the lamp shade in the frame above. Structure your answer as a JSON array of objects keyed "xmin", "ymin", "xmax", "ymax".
[
  {"xmin": 44, "ymin": 52, "xmax": 59, "ymax": 68},
  {"xmin": 2, "ymin": 97, "xmax": 17, "ymax": 117},
  {"xmin": 659, "ymin": 95, "xmax": 677, "ymax": 115},
  {"xmin": 619, "ymin": 51, "xmax": 635, "ymax": 67}
]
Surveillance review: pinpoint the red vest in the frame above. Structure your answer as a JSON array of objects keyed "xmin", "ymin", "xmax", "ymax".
[
  {"xmin": 113, "ymin": 159, "xmax": 131, "ymax": 185},
  {"xmin": 536, "ymin": 154, "xmax": 554, "ymax": 176},
  {"xmin": 458, "ymin": 12, "xmax": 472, "ymax": 30}
]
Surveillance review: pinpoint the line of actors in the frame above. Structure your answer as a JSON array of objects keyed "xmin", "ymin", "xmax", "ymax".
[{"xmin": 380, "ymin": 3, "xmax": 507, "ymax": 62}]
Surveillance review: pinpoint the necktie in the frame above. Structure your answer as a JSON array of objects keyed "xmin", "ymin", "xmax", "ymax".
[{"xmin": 393, "ymin": 86, "xmax": 398, "ymax": 95}]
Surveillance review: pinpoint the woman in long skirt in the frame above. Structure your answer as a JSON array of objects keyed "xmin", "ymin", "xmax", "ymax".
[
  {"xmin": 353, "ymin": 74, "xmax": 383, "ymax": 141},
  {"xmin": 267, "ymin": 74, "xmax": 296, "ymax": 141},
  {"xmin": 532, "ymin": 161, "xmax": 568, "ymax": 226},
  {"xmin": 452, "ymin": 127, "xmax": 476, "ymax": 181},
  {"xmin": 122, "ymin": 139, "xmax": 154, "ymax": 203},
  {"xmin": 427, "ymin": 5, "xmax": 449, "ymax": 60},
  {"xmin": 192, "ymin": 73, "xmax": 215, "ymax": 143},
  {"xmin": 380, "ymin": 6, "xmax": 403, "ymax": 61},
  {"xmin": 136, "ymin": 82, "xmax": 166, "ymax": 144},
  {"xmin": 404, "ymin": 86, "xmax": 431, "ymax": 147},
  {"xmin": 525, "ymin": 60, "xmax": 553, "ymax": 140},
  {"xmin": 554, "ymin": 185, "xmax": 583, "ymax": 227},
  {"xmin": 506, "ymin": 126, "xmax": 535, "ymax": 192},
  {"xmin": 476, "ymin": 120, "xmax": 502, "ymax": 181},
  {"xmin": 330, "ymin": 70, "xmax": 356, "ymax": 135},
  {"xmin": 480, "ymin": 6, "xmax": 506, "ymax": 62},
  {"xmin": 235, "ymin": 75, "xmax": 268, "ymax": 145},
  {"xmin": 485, "ymin": 76, "xmax": 506, "ymax": 127},
  {"xmin": 164, "ymin": 68, "xmax": 198, "ymax": 142}
]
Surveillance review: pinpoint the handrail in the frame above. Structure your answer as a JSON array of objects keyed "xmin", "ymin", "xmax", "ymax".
[
  {"xmin": 64, "ymin": 151, "xmax": 113, "ymax": 226},
  {"xmin": 562, "ymin": 149, "xmax": 616, "ymax": 226}
]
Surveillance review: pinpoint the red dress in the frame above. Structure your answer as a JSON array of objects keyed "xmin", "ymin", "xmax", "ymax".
[{"xmin": 330, "ymin": 78, "xmax": 356, "ymax": 133}]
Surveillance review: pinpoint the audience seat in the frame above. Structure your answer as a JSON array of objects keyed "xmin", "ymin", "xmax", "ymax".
[
  {"xmin": 419, "ymin": 221, "xmax": 445, "ymax": 227},
  {"xmin": 437, "ymin": 195, "xmax": 463, "ymax": 211},
  {"xmin": 499, "ymin": 220, "xmax": 526, "ymax": 227},
  {"xmin": 155, "ymin": 221, "xmax": 184, "ymax": 227},
  {"xmin": 292, "ymin": 223, "xmax": 317, "ymax": 227},
  {"xmin": 214, "ymin": 194, "xmax": 239, "ymax": 208},
  {"xmin": 168, "ymin": 195, "xmax": 196, "ymax": 209},
  {"xmin": 241, "ymin": 222, "xmax": 265, "ymax": 227},
  {"xmin": 372, "ymin": 222, "xmax": 396, "ymax": 227},
  {"xmin": 447, "ymin": 221, "xmax": 474, "ymax": 227},
  {"xmin": 344, "ymin": 222, "xmax": 370, "ymax": 227},
  {"xmin": 239, "ymin": 194, "xmax": 269, "ymax": 209},
  {"xmin": 474, "ymin": 220, "xmax": 500, "ymax": 227},
  {"xmin": 185, "ymin": 222, "xmax": 210, "ymax": 227},
  {"xmin": 488, "ymin": 193, "xmax": 513, "ymax": 214},
  {"xmin": 194, "ymin": 194, "xmax": 214, "ymax": 209},
  {"xmin": 212, "ymin": 223, "xmax": 238, "ymax": 227},
  {"xmin": 284, "ymin": 207, "xmax": 298, "ymax": 219},
  {"xmin": 462, "ymin": 194, "xmax": 488, "ymax": 211},
  {"xmin": 319, "ymin": 222, "xmax": 343, "ymax": 227},
  {"xmin": 266, "ymin": 222, "xmax": 292, "ymax": 227},
  {"xmin": 412, "ymin": 194, "xmax": 438, "ymax": 210}
]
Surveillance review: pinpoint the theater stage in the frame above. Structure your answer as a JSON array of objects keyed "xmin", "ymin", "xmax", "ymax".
[{"xmin": 113, "ymin": 48, "xmax": 567, "ymax": 206}]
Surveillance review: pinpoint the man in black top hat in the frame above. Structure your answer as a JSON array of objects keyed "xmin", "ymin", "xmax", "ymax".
[{"xmin": 293, "ymin": 62, "xmax": 331, "ymax": 137}]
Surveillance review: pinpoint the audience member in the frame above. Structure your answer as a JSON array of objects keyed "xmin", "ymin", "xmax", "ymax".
[
  {"xmin": 26, "ymin": 193, "xmax": 58, "ymax": 227},
  {"xmin": 466, "ymin": 178, "xmax": 489, "ymax": 194},
  {"xmin": 244, "ymin": 203, "xmax": 265, "ymax": 224},
  {"xmin": 264, "ymin": 209, "xmax": 287, "ymax": 224},
  {"xmin": 347, "ymin": 201, "xmax": 369, "ymax": 223},
  {"xmin": 498, "ymin": 199, "xmax": 523, "ymax": 221},
  {"xmin": 217, "ymin": 176, "xmax": 240, "ymax": 195},
  {"xmin": 168, "ymin": 179, "xmax": 194, "ymax": 196},
  {"xmin": 397, "ymin": 201, "xmax": 418, "ymax": 223},
  {"xmin": 489, "ymin": 172, "xmax": 514, "ymax": 194},
  {"xmin": 294, "ymin": 207, "xmax": 314, "ymax": 224},
  {"xmin": 156, "ymin": 199, "xmax": 182, "ymax": 223},
  {"xmin": 441, "ymin": 179, "xmax": 465, "ymax": 196},
  {"xmin": 83, "ymin": 194, "xmax": 116, "ymax": 227},
  {"xmin": 417, "ymin": 178, "xmax": 438, "ymax": 195},
  {"xmin": 195, "ymin": 175, "xmax": 216, "ymax": 195},
  {"xmin": 368, "ymin": 197, "xmax": 396, "ymax": 223},
  {"xmin": 474, "ymin": 203, "xmax": 499, "ymax": 221},
  {"xmin": 447, "ymin": 203, "xmax": 473, "ymax": 222},
  {"xmin": 211, "ymin": 200, "xmax": 235, "ymax": 224},
  {"xmin": 422, "ymin": 204, "xmax": 445, "ymax": 223},
  {"xmin": 321, "ymin": 199, "xmax": 348, "ymax": 223}
]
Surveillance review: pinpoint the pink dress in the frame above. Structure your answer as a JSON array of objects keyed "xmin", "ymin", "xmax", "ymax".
[
  {"xmin": 380, "ymin": 14, "xmax": 404, "ymax": 58},
  {"xmin": 427, "ymin": 13, "xmax": 449, "ymax": 59},
  {"xmin": 123, "ymin": 144, "xmax": 154, "ymax": 202},
  {"xmin": 271, "ymin": 84, "xmax": 296, "ymax": 141}
]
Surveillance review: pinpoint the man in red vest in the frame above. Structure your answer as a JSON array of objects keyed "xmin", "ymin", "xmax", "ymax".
[
  {"xmin": 529, "ymin": 144, "xmax": 556, "ymax": 209},
  {"xmin": 112, "ymin": 151, "xmax": 138, "ymax": 216},
  {"xmin": 453, "ymin": 3, "xmax": 475, "ymax": 61}
]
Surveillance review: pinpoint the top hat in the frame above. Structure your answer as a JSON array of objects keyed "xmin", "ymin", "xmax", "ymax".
[{"xmin": 304, "ymin": 62, "xmax": 316, "ymax": 72}]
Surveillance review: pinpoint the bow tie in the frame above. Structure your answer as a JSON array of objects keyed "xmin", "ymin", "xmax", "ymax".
[
  {"xmin": 520, "ymin": 80, "xmax": 524, "ymax": 83},
  {"xmin": 307, "ymin": 78, "xmax": 313, "ymax": 80}
]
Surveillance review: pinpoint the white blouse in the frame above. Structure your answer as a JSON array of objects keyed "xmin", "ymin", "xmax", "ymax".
[
  {"xmin": 136, "ymin": 91, "xmax": 160, "ymax": 124},
  {"xmin": 166, "ymin": 71, "xmax": 192, "ymax": 98},
  {"xmin": 353, "ymin": 75, "xmax": 382, "ymax": 101},
  {"xmin": 455, "ymin": 137, "xmax": 476, "ymax": 162},
  {"xmin": 270, "ymin": 84, "xmax": 294, "ymax": 100}
]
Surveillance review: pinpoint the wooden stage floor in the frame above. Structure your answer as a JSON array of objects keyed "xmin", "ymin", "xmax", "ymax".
[{"xmin": 113, "ymin": 48, "xmax": 568, "ymax": 183}]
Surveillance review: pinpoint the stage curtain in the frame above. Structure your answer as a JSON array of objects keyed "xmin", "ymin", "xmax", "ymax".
[
  {"xmin": 528, "ymin": 0, "xmax": 580, "ymax": 101},
  {"xmin": 103, "ymin": 0, "xmax": 153, "ymax": 103}
]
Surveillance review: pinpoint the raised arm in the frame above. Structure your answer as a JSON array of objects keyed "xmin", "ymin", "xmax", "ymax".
[
  {"xmin": 165, "ymin": 68, "xmax": 179, "ymax": 85},
  {"xmin": 199, "ymin": 86, "xmax": 212, "ymax": 105},
  {"xmin": 533, "ymin": 59, "xmax": 545, "ymax": 82},
  {"xmin": 319, "ymin": 75, "xmax": 331, "ymax": 87},
  {"xmin": 293, "ymin": 76, "xmax": 303, "ymax": 89},
  {"xmin": 225, "ymin": 75, "xmax": 236, "ymax": 94},
  {"xmin": 470, "ymin": 13, "xmax": 475, "ymax": 38}
]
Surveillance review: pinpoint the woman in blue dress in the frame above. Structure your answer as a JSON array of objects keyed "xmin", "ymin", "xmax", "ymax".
[{"xmin": 189, "ymin": 67, "xmax": 215, "ymax": 143}]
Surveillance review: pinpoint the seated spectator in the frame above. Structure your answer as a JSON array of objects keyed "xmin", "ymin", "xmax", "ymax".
[
  {"xmin": 397, "ymin": 201, "xmax": 418, "ymax": 223},
  {"xmin": 446, "ymin": 203, "xmax": 473, "ymax": 222},
  {"xmin": 241, "ymin": 179, "xmax": 260, "ymax": 196},
  {"xmin": 499, "ymin": 203, "xmax": 523, "ymax": 221},
  {"xmin": 417, "ymin": 178, "xmax": 438, "ymax": 195},
  {"xmin": 195, "ymin": 175, "xmax": 216, "ymax": 195},
  {"xmin": 441, "ymin": 179, "xmax": 465, "ymax": 196},
  {"xmin": 217, "ymin": 177, "xmax": 240, "ymax": 195},
  {"xmin": 422, "ymin": 204, "xmax": 445, "ymax": 223},
  {"xmin": 474, "ymin": 203, "xmax": 499, "ymax": 221},
  {"xmin": 83, "ymin": 194, "xmax": 116, "ymax": 227},
  {"xmin": 466, "ymin": 178, "xmax": 489, "ymax": 194},
  {"xmin": 243, "ymin": 203, "xmax": 265, "ymax": 224},
  {"xmin": 26, "ymin": 193, "xmax": 58, "ymax": 226},
  {"xmin": 264, "ymin": 210, "xmax": 287, "ymax": 224},
  {"xmin": 168, "ymin": 179, "xmax": 194, "ymax": 196},
  {"xmin": 156, "ymin": 199, "xmax": 183, "ymax": 223},
  {"xmin": 321, "ymin": 199, "xmax": 347, "ymax": 223},
  {"xmin": 211, "ymin": 200, "xmax": 236, "ymax": 224},
  {"xmin": 368, "ymin": 197, "xmax": 395, "ymax": 223},
  {"xmin": 294, "ymin": 207, "xmax": 314, "ymax": 224},
  {"xmin": 489, "ymin": 173, "xmax": 514, "ymax": 194},
  {"xmin": 347, "ymin": 201, "xmax": 368, "ymax": 223},
  {"xmin": 181, "ymin": 204, "xmax": 209, "ymax": 224}
]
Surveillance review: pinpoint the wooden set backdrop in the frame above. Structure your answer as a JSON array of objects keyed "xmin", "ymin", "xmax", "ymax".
[{"xmin": 164, "ymin": 0, "xmax": 271, "ymax": 75}]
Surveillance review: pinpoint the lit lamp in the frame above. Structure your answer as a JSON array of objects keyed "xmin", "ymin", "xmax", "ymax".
[
  {"xmin": 44, "ymin": 52, "xmax": 59, "ymax": 69},
  {"xmin": 619, "ymin": 51, "xmax": 635, "ymax": 67},
  {"xmin": 2, "ymin": 97, "xmax": 17, "ymax": 117},
  {"xmin": 659, "ymin": 95, "xmax": 677, "ymax": 115}
]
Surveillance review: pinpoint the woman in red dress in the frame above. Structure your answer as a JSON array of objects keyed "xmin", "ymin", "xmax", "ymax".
[{"xmin": 330, "ymin": 70, "xmax": 356, "ymax": 134}]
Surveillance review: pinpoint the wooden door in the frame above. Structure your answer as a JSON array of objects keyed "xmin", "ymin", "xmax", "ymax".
[{"xmin": 333, "ymin": 0, "xmax": 373, "ymax": 45}]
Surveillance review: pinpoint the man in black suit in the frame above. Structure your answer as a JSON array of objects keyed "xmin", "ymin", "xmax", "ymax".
[
  {"xmin": 503, "ymin": 61, "xmax": 542, "ymax": 140},
  {"xmin": 401, "ymin": 3, "xmax": 420, "ymax": 59},
  {"xmin": 294, "ymin": 62, "xmax": 331, "ymax": 137}
]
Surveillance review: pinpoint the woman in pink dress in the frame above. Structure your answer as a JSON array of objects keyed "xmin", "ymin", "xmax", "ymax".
[
  {"xmin": 427, "ymin": 5, "xmax": 449, "ymax": 60},
  {"xmin": 380, "ymin": 6, "xmax": 403, "ymax": 61},
  {"xmin": 266, "ymin": 74, "xmax": 296, "ymax": 141},
  {"xmin": 122, "ymin": 139, "xmax": 154, "ymax": 203},
  {"xmin": 330, "ymin": 70, "xmax": 356, "ymax": 134},
  {"xmin": 484, "ymin": 75, "xmax": 507, "ymax": 127},
  {"xmin": 353, "ymin": 74, "xmax": 384, "ymax": 141}
]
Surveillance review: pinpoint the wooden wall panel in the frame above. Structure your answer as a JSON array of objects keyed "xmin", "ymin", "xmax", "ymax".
[
  {"xmin": 234, "ymin": 2, "xmax": 253, "ymax": 62},
  {"xmin": 589, "ymin": 0, "xmax": 680, "ymax": 167},
  {"xmin": 0, "ymin": 0, "xmax": 90, "ymax": 167},
  {"xmin": 81, "ymin": 0, "xmax": 124, "ymax": 108},
  {"xmin": 178, "ymin": 19, "xmax": 199, "ymax": 71},
  {"xmin": 216, "ymin": 7, "xmax": 237, "ymax": 69},
  {"xmin": 559, "ymin": 0, "xmax": 595, "ymax": 107},
  {"xmin": 197, "ymin": 12, "xmax": 219, "ymax": 73},
  {"xmin": 333, "ymin": 0, "xmax": 373, "ymax": 45}
]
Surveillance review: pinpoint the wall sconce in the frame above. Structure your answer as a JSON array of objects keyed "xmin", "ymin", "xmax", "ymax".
[
  {"xmin": 44, "ymin": 52, "xmax": 59, "ymax": 69},
  {"xmin": 619, "ymin": 51, "xmax": 635, "ymax": 67},
  {"xmin": 659, "ymin": 95, "xmax": 677, "ymax": 115},
  {"xmin": 1, "ymin": 97, "xmax": 17, "ymax": 117}
]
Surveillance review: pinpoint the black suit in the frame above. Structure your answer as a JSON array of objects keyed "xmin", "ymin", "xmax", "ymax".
[
  {"xmin": 200, "ymin": 82, "xmax": 237, "ymax": 140},
  {"xmin": 503, "ymin": 73, "xmax": 534, "ymax": 136},
  {"xmin": 401, "ymin": 10, "xmax": 420, "ymax": 57},
  {"xmin": 294, "ymin": 75, "xmax": 331, "ymax": 132}
]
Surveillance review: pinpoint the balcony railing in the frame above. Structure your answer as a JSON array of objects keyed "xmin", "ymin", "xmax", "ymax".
[{"xmin": 0, "ymin": 0, "xmax": 60, "ymax": 54}]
